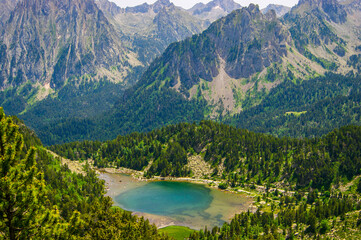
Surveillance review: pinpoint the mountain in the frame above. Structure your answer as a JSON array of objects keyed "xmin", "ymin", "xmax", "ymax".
[
  {"xmin": 0, "ymin": 0, "xmax": 138, "ymax": 91},
  {"xmin": 139, "ymin": 4, "xmax": 289, "ymax": 115},
  {"xmin": 282, "ymin": 0, "xmax": 361, "ymax": 72},
  {"xmin": 262, "ymin": 4, "xmax": 291, "ymax": 17},
  {"xmin": 13, "ymin": 0, "xmax": 361, "ymax": 145},
  {"xmin": 0, "ymin": 0, "xmax": 208, "ymax": 144},
  {"xmin": 96, "ymin": 0, "xmax": 206, "ymax": 66},
  {"xmin": 0, "ymin": 109, "xmax": 169, "ymax": 239},
  {"xmin": 0, "ymin": 0, "xmax": 145, "ymax": 132},
  {"xmin": 188, "ymin": 0, "xmax": 241, "ymax": 23}
]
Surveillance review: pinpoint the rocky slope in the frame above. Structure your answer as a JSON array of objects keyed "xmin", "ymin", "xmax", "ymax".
[
  {"xmin": 132, "ymin": 0, "xmax": 361, "ymax": 116},
  {"xmin": 0, "ymin": 0, "xmax": 139, "ymax": 92},
  {"xmin": 6, "ymin": 0, "xmax": 361, "ymax": 145},
  {"xmin": 88, "ymin": 0, "xmax": 361, "ymax": 140},
  {"xmin": 0, "ymin": 0, "xmax": 19, "ymax": 28},
  {"xmin": 0, "ymin": 0, "xmax": 147, "ymax": 125},
  {"xmin": 96, "ymin": 0, "xmax": 205, "ymax": 66},
  {"xmin": 126, "ymin": 4, "xmax": 290, "ymax": 116},
  {"xmin": 188, "ymin": 0, "xmax": 241, "ymax": 23}
]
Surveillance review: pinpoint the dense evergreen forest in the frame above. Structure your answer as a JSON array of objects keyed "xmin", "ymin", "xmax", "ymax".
[
  {"xmin": 189, "ymin": 190, "xmax": 361, "ymax": 239},
  {"xmin": 3, "ymin": 109, "xmax": 361, "ymax": 239},
  {"xmin": 35, "ymin": 84, "xmax": 207, "ymax": 145},
  {"xmin": 230, "ymin": 73, "xmax": 361, "ymax": 138},
  {"xmin": 0, "ymin": 109, "xmax": 169, "ymax": 239},
  {"xmin": 25, "ymin": 73, "xmax": 361, "ymax": 146},
  {"xmin": 50, "ymin": 121, "xmax": 361, "ymax": 191},
  {"xmin": 49, "ymin": 121, "xmax": 361, "ymax": 239}
]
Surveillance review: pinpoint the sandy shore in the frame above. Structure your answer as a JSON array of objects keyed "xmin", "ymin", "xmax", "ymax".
[
  {"xmin": 96, "ymin": 167, "xmax": 256, "ymax": 197},
  {"xmin": 97, "ymin": 168, "xmax": 255, "ymax": 230}
]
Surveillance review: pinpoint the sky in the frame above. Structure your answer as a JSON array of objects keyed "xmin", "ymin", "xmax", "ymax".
[{"xmin": 110, "ymin": 0, "xmax": 299, "ymax": 10}]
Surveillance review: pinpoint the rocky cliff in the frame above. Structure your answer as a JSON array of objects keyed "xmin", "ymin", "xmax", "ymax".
[
  {"xmin": 96, "ymin": 0, "xmax": 205, "ymax": 67},
  {"xmin": 0, "ymin": 0, "xmax": 19, "ymax": 28},
  {"xmin": 134, "ymin": 5, "xmax": 289, "ymax": 114},
  {"xmin": 0, "ymin": 0, "xmax": 137, "ymax": 92}
]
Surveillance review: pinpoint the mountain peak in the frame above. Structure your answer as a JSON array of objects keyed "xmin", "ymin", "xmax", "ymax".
[
  {"xmin": 262, "ymin": 4, "xmax": 291, "ymax": 17},
  {"xmin": 125, "ymin": 0, "xmax": 172, "ymax": 13},
  {"xmin": 152, "ymin": 0, "xmax": 173, "ymax": 12},
  {"xmin": 297, "ymin": 0, "xmax": 347, "ymax": 23},
  {"xmin": 211, "ymin": 0, "xmax": 241, "ymax": 11},
  {"xmin": 95, "ymin": 0, "xmax": 122, "ymax": 16},
  {"xmin": 153, "ymin": 0, "xmax": 171, "ymax": 6},
  {"xmin": 189, "ymin": 0, "xmax": 241, "ymax": 22}
]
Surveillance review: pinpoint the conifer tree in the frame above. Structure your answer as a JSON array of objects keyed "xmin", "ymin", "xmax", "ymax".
[{"xmin": 0, "ymin": 109, "xmax": 62, "ymax": 239}]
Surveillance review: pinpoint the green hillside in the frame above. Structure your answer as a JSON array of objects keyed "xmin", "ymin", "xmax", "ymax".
[
  {"xmin": 50, "ymin": 120, "xmax": 361, "ymax": 239},
  {"xmin": 0, "ymin": 109, "xmax": 169, "ymax": 239}
]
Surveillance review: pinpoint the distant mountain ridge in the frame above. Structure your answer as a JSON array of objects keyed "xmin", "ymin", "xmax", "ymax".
[
  {"xmin": 4, "ymin": 0, "xmax": 361, "ymax": 145},
  {"xmin": 262, "ymin": 4, "xmax": 291, "ymax": 17},
  {"xmin": 57, "ymin": 0, "xmax": 361, "ymax": 143},
  {"xmin": 96, "ymin": 0, "xmax": 206, "ymax": 66},
  {"xmin": 188, "ymin": 0, "xmax": 241, "ymax": 23}
]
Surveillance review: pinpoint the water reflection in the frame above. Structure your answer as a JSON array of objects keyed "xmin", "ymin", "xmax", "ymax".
[{"xmin": 99, "ymin": 172, "xmax": 251, "ymax": 230}]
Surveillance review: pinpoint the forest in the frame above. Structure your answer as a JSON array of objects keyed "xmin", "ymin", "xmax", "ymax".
[
  {"xmin": 189, "ymin": 190, "xmax": 361, "ymax": 239},
  {"xmin": 3, "ymin": 108, "xmax": 361, "ymax": 239},
  {"xmin": 49, "ymin": 120, "xmax": 361, "ymax": 239},
  {"xmin": 50, "ymin": 120, "xmax": 361, "ymax": 191},
  {"xmin": 230, "ymin": 73, "xmax": 361, "ymax": 138},
  {"xmin": 22, "ymin": 73, "xmax": 361, "ymax": 146},
  {"xmin": 0, "ymin": 109, "xmax": 170, "ymax": 239}
]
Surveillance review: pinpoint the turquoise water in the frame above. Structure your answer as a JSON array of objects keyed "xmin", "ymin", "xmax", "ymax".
[
  {"xmin": 100, "ymin": 173, "xmax": 250, "ymax": 229},
  {"xmin": 115, "ymin": 181, "xmax": 213, "ymax": 216}
]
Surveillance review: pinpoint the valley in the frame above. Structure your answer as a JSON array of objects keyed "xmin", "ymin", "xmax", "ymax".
[
  {"xmin": 1, "ymin": 0, "xmax": 361, "ymax": 239},
  {"xmin": 11, "ymin": 0, "xmax": 359, "ymax": 146},
  {"xmin": 48, "ymin": 119, "xmax": 361, "ymax": 238}
]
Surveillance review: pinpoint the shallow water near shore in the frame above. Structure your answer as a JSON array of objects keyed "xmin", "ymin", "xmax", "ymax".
[{"xmin": 99, "ymin": 172, "xmax": 250, "ymax": 230}]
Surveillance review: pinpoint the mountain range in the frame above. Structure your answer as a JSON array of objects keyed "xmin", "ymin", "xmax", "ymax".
[
  {"xmin": 1, "ymin": 0, "xmax": 361, "ymax": 145},
  {"xmin": 261, "ymin": 4, "xmax": 291, "ymax": 17},
  {"xmin": 95, "ymin": 0, "xmax": 206, "ymax": 66},
  {"xmin": 107, "ymin": 0, "xmax": 360, "ymax": 117},
  {"xmin": 0, "ymin": 0, "xmax": 243, "ymax": 121}
]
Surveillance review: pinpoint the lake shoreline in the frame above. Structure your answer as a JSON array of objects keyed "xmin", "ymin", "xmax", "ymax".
[
  {"xmin": 97, "ymin": 169, "xmax": 254, "ymax": 230},
  {"xmin": 96, "ymin": 167, "xmax": 256, "ymax": 197},
  {"xmin": 97, "ymin": 167, "xmax": 257, "ymax": 230}
]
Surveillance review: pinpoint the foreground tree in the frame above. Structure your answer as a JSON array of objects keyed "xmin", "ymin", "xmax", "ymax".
[{"xmin": 0, "ymin": 108, "xmax": 62, "ymax": 239}]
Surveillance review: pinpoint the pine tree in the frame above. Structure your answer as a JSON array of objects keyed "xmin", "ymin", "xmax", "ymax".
[{"xmin": 0, "ymin": 109, "xmax": 63, "ymax": 239}]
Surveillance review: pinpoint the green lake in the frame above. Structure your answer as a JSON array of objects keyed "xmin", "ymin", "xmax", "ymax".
[{"xmin": 99, "ymin": 172, "xmax": 251, "ymax": 230}]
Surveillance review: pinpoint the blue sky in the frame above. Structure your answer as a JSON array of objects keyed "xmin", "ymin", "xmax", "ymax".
[{"xmin": 110, "ymin": 0, "xmax": 299, "ymax": 9}]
